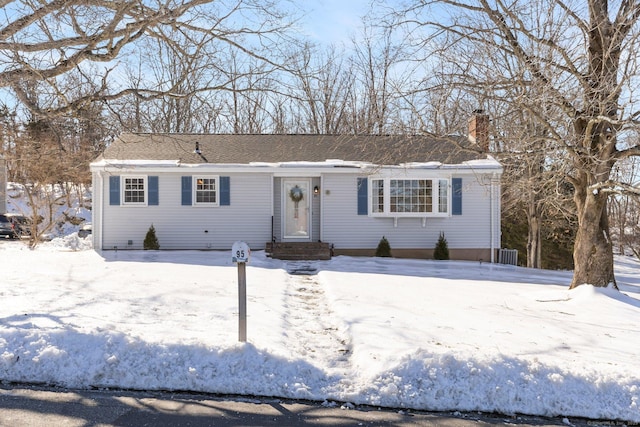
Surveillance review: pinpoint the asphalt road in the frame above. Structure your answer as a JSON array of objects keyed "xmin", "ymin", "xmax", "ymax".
[{"xmin": 0, "ymin": 385, "xmax": 609, "ymax": 427}]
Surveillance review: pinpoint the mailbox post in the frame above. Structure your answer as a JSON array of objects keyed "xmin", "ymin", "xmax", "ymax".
[{"xmin": 232, "ymin": 241, "xmax": 250, "ymax": 342}]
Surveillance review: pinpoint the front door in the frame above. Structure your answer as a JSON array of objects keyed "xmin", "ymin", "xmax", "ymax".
[{"xmin": 283, "ymin": 179, "xmax": 311, "ymax": 240}]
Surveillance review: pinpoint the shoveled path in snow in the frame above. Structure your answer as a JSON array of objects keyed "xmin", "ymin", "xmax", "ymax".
[{"xmin": 282, "ymin": 262, "xmax": 352, "ymax": 376}]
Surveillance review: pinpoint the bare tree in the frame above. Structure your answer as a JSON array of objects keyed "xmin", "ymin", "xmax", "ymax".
[
  {"xmin": 496, "ymin": 108, "xmax": 576, "ymax": 269},
  {"xmin": 0, "ymin": 104, "xmax": 22, "ymax": 181},
  {"xmin": 2, "ymin": 80, "xmax": 109, "ymax": 247},
  {"xmin": 608, "ymin": 157, "xmax": 640, "ymax": 256},
  {"xmin": 0, "ymin": 0, "xmax": 295, "ymax": 120},
  {"xmin": 0, "ymin": 0, "xmax": 297, "ymax": 236},
  {"xmin": 397, "ymin": 0, "xmax": 640, "ymax": 288},
  {"xmin": 288, "ymin": 44, "xmax": 354, "ymax": 134},
  {"xmin": 348, "ymin": 21, "xmax": 407, "ymax": 135},
  {"xmin": 12, "ymin": 119, "xmax": 69, "ymax": 247},
  {"xmin": 219, "ymin": 51, "xmax": 276, "ymax": 134}
]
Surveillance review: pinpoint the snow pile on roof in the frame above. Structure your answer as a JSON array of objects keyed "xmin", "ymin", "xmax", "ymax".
[{"xmin": 92, "ymin": 159, "xmax": 181, "ymax": 167}]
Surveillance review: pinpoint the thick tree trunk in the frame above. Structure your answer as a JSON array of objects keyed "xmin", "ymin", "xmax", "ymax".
[
  {"xmin": 527, "ymin": 211, "xmax": 542, "ymax": 269},
  {"xmin": 570, "ymin": 190, "xmax": 615, "ymax": 289}
]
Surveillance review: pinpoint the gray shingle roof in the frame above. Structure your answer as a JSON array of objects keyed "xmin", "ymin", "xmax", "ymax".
[{"xmin": 97, "ymin": 133, "xmax": 487, "ymax": 165}]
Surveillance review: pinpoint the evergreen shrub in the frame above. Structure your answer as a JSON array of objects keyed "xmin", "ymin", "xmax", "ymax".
[
  {"xmin": 375, "ymin": 236, "xmax": 392, "ymax": 257},
  {"xmin": 144, "ymin": 224, "xmax": 160, "ymax": 250}
]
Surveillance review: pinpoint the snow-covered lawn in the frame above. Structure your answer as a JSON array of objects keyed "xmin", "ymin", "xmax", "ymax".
[{"xmin": 0, "ymin": 238, "xmax": 638, "ymax": 422}]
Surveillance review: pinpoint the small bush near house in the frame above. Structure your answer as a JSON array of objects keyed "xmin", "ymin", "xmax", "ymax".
[
  {"xmin": 375, "ymin": 236, "xmax": 392, "ymax": 257},
  {"xmin": 144, "ymin": 224, "xmax": 160, "ymax": 250},
  {"xmin": 434, "ymin": 232, "xmax": 450, "ymax": 260}
]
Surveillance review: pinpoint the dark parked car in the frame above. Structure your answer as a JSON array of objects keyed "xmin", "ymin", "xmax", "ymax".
[
  {"xmin": 0, "ymin": 214, "xmax": 23, "ymax": 239},
  {"xmin": 5, "ymin": 214, "xmax": 30, "ymax": 236},
  {"xmin": 1, "ymin": 213, "xmax": 31, "ymax": 239}
]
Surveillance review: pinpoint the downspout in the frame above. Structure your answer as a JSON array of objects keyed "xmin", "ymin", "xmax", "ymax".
[
  {"xmin": 490, "ymin": 175, "xmax": 494, "ymax": 263},
  {"xmin": 490, "ymin": 172, "xmax": 499, "ymax": 263},
  {"xmin": 99, "ymin": 171, "xmax": 104, "ymax": 252},
  {"xmin": 270, "ymin": 174, "xmax": 275, "ymax": 242},
  {"xmin": 93, "ymin": 170, "xmax": 103, "ymax": 252},
  {"xmin": 319, "ymin": 175, "xmax": 324, "ymax": 243}
]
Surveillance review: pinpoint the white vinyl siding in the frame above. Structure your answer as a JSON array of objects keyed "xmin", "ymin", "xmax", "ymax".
[
  {"xmin": 95, "ymin": 167, "xmax": 500, "ymax": 255},
  {"xmin": 322, "ymin": 173, "xmax": 497, "ymax": 251},
  {"xmin": 101, "ymin": 173, "xmax": 271, "ymax": 250}
]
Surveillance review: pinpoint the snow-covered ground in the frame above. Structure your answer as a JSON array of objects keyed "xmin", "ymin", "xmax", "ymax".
[
  {"xmin": 0, "ymin": 237, "xmax": 638, "ymax": 423},
  {"xmin": 3, "ymin": 182, "xmax": 92, "ymax": 240}
]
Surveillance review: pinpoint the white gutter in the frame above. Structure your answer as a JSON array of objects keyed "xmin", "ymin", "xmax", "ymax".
[{"xmin": 90, "ymin": 158, "xmax": 503, "ymax": 175}]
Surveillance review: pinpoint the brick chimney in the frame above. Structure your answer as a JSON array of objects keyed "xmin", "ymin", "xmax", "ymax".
[{"xmin": 468, "ymin": 110, "xmax": 490, "ymax": 151}]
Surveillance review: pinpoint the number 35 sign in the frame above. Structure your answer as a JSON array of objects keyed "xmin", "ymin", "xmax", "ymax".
[{"xmin": 232, "ymin": 241, "xmax": 250, "ymax": 263}]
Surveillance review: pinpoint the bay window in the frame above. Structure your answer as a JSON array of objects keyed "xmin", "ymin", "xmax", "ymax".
[{"xmin": 370, "ymin": 177, "xmax": 449, "ymax": 216}]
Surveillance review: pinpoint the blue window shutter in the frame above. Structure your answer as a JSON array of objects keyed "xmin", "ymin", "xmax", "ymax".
[
  {"xmin": 357, "ymin": 177, "xmax": 368, "ymax": 215},
  {"xmin": 452, "ymin": 178, "xmax": 462, "ymax": 215},
  {"xmin": 181, "ymin": 176, "xmax": 192, "ymax": 206},
  {"xmin": 220, "ymin": 176, "xmax": 230, "ymax": 206},
  {"xmin": 109, "ymin": 176, "xmax": 120, "ymax": 205},
  {"xmin": 148, "ymin": 176, "xmax": 159, "ymax": 205}
]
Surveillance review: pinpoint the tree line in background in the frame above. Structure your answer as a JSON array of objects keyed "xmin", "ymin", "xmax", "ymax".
[{"xmin": 1, "ymin": 0, "xmax": 640, "ymax": 287}]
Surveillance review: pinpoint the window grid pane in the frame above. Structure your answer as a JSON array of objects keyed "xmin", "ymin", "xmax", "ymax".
[
  {"xmin": 124, "ymin": 178, "xmax": 145, "ymax": 203},
  {"xmin": 196, "ymin": 178, "xmax": 217, "ymax": 203},
  {"xmin": 371, "ymin": 179, "xmax": 384, "ymax": 213},
  {"xmin": 439, "ymin": 179, "xmax": 448, "ymax": 213},
  {"xmin": 390, "ymin": 179, "xmax": 432, "ymax": 213}
]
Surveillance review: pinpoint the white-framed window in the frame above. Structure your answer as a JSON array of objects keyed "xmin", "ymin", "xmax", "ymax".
[
  {"xmin": 371, "ymin": 179, "xmax": 384, "ymax": 213},
  {"xmin": 122, "ymin": 176, "xmax": 146, "ymax": 205},
  {"xmin": 370, "ymin": 177, "xmax": 449, "ymax": 217},
  {"xmin": 194, "ymin": 176, "xmax": 219, "ymax": 206},
  {"xmin": 438, "ymin": 179, "xmax": 448, "ymax": 213},
  {"xmin": 390, "ymin": 179, "xmax": 433, "ymax": 213}
]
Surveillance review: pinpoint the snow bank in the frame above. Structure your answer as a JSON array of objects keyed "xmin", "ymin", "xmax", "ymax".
[{"xmin": 0, "ymin": 246, "xmax": 638, "ymax": 422}]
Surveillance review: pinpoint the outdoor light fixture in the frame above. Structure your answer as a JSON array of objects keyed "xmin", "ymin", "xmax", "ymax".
[{"xmin": 313, "ymin": 185, "xmax": 319, "ymax": 195}]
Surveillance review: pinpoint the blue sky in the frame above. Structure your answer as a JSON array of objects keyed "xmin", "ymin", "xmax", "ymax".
[{"xmin": 296, "ymin": 0, "xmax": 375, "ymax": 45}]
